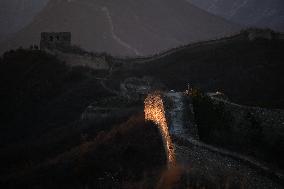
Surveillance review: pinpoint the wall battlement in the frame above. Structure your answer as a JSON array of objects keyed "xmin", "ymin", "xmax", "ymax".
[{"xmin": 40, "ymin": 32, "xmax": 71, "ymax": 50}]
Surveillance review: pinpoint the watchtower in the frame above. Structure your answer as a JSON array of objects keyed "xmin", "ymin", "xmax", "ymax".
[
  {"xmin": 247, "ymin": 29, "xmax": 273, "ymax": 41},
  {"xmin": 40, "ymin": 32, "xmax": 71, "ymax": 50}
]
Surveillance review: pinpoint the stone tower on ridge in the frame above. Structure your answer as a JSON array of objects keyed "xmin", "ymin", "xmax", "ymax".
[{"xmin": 40, "ymin": 32, "xmax": 71, "ymax": 50}]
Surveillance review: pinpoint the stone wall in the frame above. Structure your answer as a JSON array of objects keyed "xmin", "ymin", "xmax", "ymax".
[
  {"xmin": 144, "ymin": 91, "xmax": 199, "ymax": 167},
  {"xmin": 58, "ymin": 52, "xmax": 109, "ymax": 70},
  {"xmin": 40, "ymin": 32, "xmax": 71, "ymax": 50}
]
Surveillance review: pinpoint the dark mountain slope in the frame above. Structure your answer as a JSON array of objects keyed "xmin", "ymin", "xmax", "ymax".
[
  {"xmin": 0, "ymin": 49, "xmax": 112, "ymax": 146},
  {"xmin": 114, "ymin": 32, "xmax": 284, "ymax": 108},
  {"xmin": 0, "ymin": 0, "xmax": 239, "ymax": 56},
  {"xmin": 1, "ymin": 115, "xmax": 166, "ymax": 188},
  {"xmin": 0, "ymin": 37, "xmax": 283, "ymax": 188},
  {"xmin": 0, "ymin": 50, "xmax": 164, "ymax": 187}
]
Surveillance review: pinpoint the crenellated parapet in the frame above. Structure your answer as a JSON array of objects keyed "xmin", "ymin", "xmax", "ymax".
[{"xmin": 40, "ymin": 32, "xmax": 71, "ymax": 50}]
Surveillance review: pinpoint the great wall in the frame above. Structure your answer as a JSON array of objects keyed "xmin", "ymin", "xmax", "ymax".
[
  {"xmin": 40, "ymin": 30, "xmax": 284, "ymax": 187},
  {"xmin": 144, "ymin": 92, "xmax": 176, "ymax": 167},
  {"xmin": 39, "ymin": 29, "xmax": 284, "ymax": 71},
  {"xmin": 144, "ymin": 91, "xmax": 284, "ymax": 188},
  {"xmin": 113, "ymin": 28, "xmax": 284, "ymax": 65}
]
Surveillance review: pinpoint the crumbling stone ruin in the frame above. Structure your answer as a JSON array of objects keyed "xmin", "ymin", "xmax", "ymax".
[
  {"xmin": 247, "ymin": 28, "xmax": 273, "ymax": 41},
  {"xmin": 40, "ymin": 32, "xmax": 71, "ymax": 50},
  {"xmin": 39, "ymin": 32, "xmax": 109, "ymax": 70},
  {"xmin": 246, "ymin": 28, "xmax": 284, "ymax": 41}
]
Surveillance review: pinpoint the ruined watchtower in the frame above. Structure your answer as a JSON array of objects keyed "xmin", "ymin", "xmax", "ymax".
[
  {"xmin": 40, "ymin": 32, "xmax": 71, "ymax": 50},
  {"xmin": 247, "ymin": 29, "xmax": 273, "ymax": 41}
]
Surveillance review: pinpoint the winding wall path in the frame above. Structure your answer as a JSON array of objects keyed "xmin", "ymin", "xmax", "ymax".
[
  {"xmin": 144, "ymin": 91, "xmax": 284, "ymax": 188},
  {"xmin": 101, "ymin": 7, "xmax": 142, "ymax": 56}
]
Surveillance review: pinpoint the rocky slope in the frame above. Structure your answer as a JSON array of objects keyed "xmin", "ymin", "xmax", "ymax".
[
  {"xmin": 0, "ymin": 0, "xmax": 239, "ymax": 56},
  {"xmin": 187, "ymin": 0, "xmax": 284, "ymax": 31}
]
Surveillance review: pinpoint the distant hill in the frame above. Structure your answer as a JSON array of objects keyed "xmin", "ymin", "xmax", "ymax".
[
  {"xmin": 0, "ymin": 0, "xmax": 239, "ymax": 56},
  {"xmin": 0, "ymin": 49, "xmax": 112, "ymax": 146},
  {"xmin": 187, "ymin": 0, "xmax": 284, "ymax": 32},
  {"xmin": 0, "ymin": 0, "xmax": 48, "ymax": 42}
]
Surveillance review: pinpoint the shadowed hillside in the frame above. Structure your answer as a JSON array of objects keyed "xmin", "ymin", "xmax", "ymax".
[
  {"xmin": 1, "ymin": 33, "xmax": 284, "ymax": 188},
  {"xmin": 191, "ymin": 91, "xmax": 284, "ymax": 170},
  {"xmin": 115, "ymin": 32, "xmax": 284, "ymax": 108},
  {"xmin": 1, "ymin": 114, "xmax": 166, "ymax": 188},
  {"xmin": 0, "ymin": 49, "xmax": 113, "ymax": 146},
  {"xmin": 0, "ymin": 49, "xmax": 167, "ymax": 188}
]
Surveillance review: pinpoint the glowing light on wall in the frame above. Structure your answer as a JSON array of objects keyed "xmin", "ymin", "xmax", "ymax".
[{"xmin": 144, "ymin": 92, "xmax": 176, "ymax": 168}]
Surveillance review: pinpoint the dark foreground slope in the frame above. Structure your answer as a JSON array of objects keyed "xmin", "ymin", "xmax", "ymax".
[
  {"xmin": 118, "ymin": 32, "xmax": 284, "ymax": 108},
  {"xmin": 191, "ymin": 92, "xmax": 284, "ymax": 170},
  {"xmin": 0, "ymin": 50, "xmax": 166, "ymax": 188}
]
